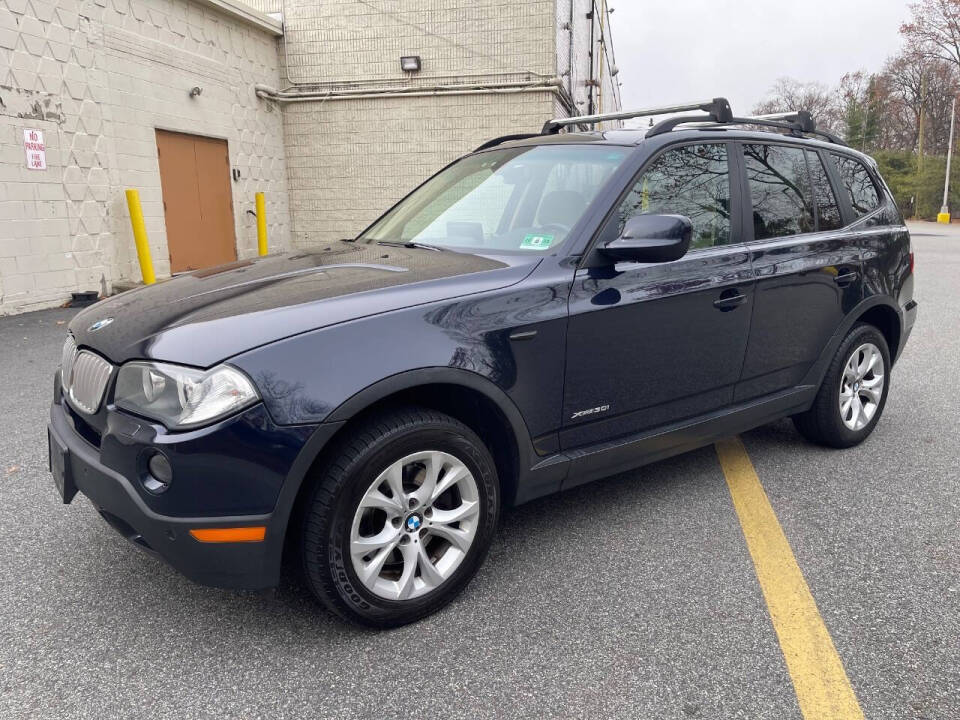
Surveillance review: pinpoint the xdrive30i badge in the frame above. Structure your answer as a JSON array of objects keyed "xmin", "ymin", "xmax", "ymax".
[{"xmin": 570, "ymin": 404, "xmax": 611, "ymax": 420}]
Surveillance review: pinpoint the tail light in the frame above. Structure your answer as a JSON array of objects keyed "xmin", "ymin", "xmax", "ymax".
[{"xmin": 909, "ymin": 251, "xmax": 915, "ymax": 274}]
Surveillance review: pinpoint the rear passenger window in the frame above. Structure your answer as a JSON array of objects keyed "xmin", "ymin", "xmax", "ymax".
[
  {"xmin": 807, "ymin": 151, "xmax": 843, "ymax": 231},
  {"xmin": 832, "ymin": 154, "xmax": 880, "ymax": 216},
  {"xmin": 615, "ymin": 143, "xmax": 731, "ymax": 250},
  {"xmin": 744, "ymin": 144, "xmax": 815, "ymax": 240}
]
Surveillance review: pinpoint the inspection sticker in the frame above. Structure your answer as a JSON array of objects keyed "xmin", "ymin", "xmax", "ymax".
[{"xmin": 519, "ymin": 234, "xmax": 554, "ymax": 250}]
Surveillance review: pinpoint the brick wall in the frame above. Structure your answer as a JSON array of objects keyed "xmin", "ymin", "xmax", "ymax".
[
  {"xmin": 280, "ymin": 0, "xmax": 557, "ymax": 86},
  {"xmin": 276, "ymin": 0, "xmax": 566, "ymax": 248},
  {"xmin": 283, "ymin": 90, "xmax": 557, "ymax": 246},
  {"xmin": 0, "ymin": 0, "xmax": 290, "ymax": 315}
]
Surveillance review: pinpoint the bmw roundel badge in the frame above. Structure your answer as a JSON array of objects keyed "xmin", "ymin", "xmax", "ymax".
[{"xmin": 87, "ymin": 317, "xmax": 114, "ymax": 332}]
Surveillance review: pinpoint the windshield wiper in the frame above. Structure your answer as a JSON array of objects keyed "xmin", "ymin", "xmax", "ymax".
[{"xmin": 375, "ymin": 240, "xmax": 445, "ymax": 252}]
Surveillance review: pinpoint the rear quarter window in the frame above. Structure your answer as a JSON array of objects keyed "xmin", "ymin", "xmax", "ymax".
[{"xmin": 832, "ymin": 154, "xmax": 881, "ymax": 217}]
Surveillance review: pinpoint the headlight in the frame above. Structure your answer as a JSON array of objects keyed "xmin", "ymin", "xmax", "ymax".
[{"xmin": 114, "ymin": 362, "xmax": 259, "ymax": 429}]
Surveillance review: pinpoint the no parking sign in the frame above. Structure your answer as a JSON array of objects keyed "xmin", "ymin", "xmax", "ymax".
[{"xmin": 23, "ymin": 129, "xmax": 46, "ymax": 170}]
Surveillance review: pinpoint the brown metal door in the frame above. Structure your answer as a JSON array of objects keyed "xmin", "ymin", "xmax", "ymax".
[{"xmin": 156, "ymin": 130, "xmax": 237, "ymax": 273}]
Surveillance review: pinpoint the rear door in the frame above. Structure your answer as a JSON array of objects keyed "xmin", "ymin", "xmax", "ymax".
[
  {"xmin": 735, "ymin": 142, "xmax": 863, "ymax": 401},
  {"xmin": 561, "ymin": 142, "xmax": 755, "ymax": 452}
]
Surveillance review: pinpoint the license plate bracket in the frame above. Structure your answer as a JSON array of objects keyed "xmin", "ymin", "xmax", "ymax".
[{"xmin": 48, "ymin": 428, "xmax": 77, "ymax": 504}]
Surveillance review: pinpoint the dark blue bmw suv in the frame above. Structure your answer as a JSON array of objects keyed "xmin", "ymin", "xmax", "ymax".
[{"xmin": 48, "ymin": 100, "xmax": 916, "ymax": 627}]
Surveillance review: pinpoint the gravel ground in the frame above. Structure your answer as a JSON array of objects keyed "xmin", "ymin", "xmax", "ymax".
[{"xmin": 0, "ymin": 222, "xmax": 956, "ymax": 719}]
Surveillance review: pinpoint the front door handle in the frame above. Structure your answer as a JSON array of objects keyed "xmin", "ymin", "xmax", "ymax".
[
  {"xmin": 713, "ymin": 289, "xmax": 747, "ymax": 311},
  {"xmin": 834, "ymin": 270, "xmax": 859, "ymax": 287}
]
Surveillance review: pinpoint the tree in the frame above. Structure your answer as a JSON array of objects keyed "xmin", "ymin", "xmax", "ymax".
[
  {"xmin": 918, "ymin": 59, "xmax": 960, "ymax": 153},
  {"xmin": 901, "ymin": 0, "xmax": 960, "ymax": 73},
  {"xmin": 836, "ymin": 71, "xmax": 887, "ymax": 151},
  {"xmin": 882, "ymin": 48, "xmax": 931, "ymax": 151},
  {"xmin": 752, "ymin": 77, "xmax": 841, "ymax": 134}
]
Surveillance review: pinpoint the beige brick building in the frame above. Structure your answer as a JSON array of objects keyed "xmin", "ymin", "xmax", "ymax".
[{"xmin": 0, "ymin": 0, "xmax": 620, "ymax": 314}]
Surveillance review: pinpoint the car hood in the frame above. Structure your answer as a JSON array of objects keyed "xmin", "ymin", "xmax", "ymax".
[{"xmin": 69, "ymin": 242, "xmax": 540, "ymax": 366}]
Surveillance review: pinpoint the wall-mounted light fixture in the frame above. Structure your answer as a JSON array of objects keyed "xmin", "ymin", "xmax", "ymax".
[
  {"xmin": 189, "ymin": 86, "xmax": 203, "ymax": 98},
  {"xmin": 400, "ymin": 56, "xmax": 422, "ymax": 72}
]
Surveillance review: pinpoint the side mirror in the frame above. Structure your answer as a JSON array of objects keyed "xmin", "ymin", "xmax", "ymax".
[{"xmin": 600, "ymin": 214, "xmax": 693, "ymax": 263}]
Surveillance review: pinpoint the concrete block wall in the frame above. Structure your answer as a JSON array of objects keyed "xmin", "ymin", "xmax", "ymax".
[
  {"xmin": 275, "ymin": 0, "xmax": 568, "ymax": 248},
  {"xmin": 280, "ymin": 0, "xmax": 557, "ymax": 87},
  {"xmin": 0, "ymin": 0, "xmax": 290, "ymax": 315},
  {"xmin": 283, "ymin": 90, "xmax": 558, "ymax": 246}
]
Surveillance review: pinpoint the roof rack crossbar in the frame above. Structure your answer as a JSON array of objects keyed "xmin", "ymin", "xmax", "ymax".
[
  {"xmin": 647, "ymin": 111, "xmax": 848, "ymax": 147},
  {"xmin": 747, "ymin": 110, "xmax": 816, "ymax": 133},
  {"xmin": 541, "ymin": 97, "xmax": 732, "ymax": 134}
]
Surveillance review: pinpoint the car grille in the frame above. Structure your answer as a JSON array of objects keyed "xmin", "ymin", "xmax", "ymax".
[{"xmin": 62, "ymin": 337, "xmax": 113, "ymax": 415}]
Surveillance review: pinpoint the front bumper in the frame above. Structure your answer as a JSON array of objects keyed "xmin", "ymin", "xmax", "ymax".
[
  {"xmin": 48, "ymin": 396, "xmax": 342, "ymax": 590},
  {"xmin": 49, "ymin": 402, "xmax": 283, "ymax": 589}
]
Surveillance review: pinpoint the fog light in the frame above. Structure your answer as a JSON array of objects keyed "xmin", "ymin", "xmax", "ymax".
[{"xmin": 144, "ymin": 452, "xmax": 173, "ymax": 493}]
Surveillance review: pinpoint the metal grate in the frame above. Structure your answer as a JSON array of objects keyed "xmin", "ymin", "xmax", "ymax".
[{"xmin": 64, "ymin": 349, "xmax": 113, "ymax": 415}]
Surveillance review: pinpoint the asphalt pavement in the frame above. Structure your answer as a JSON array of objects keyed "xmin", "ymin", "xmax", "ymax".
[{"xmin": 0, "ymin": 222, "xmax": 956, "ymax": 719}]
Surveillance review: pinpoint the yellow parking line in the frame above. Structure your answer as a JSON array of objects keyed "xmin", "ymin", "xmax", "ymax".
[{"xmin": 715, "ymin": 437, "xmax": 864, "ymax": 720}]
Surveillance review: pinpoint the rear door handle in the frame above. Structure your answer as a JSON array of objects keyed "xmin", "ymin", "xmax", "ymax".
[
  {"xmin": 834, "ymin": 270, "xmax": 859, "ymax": 287},
  {"xmin": 713, "ymin": 290, "xmax": 747, "ymax": 311}
]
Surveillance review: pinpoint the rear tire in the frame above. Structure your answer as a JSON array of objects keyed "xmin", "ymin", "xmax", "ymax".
[
  {"xmin": 300, "ymin": 406, "xmax": 499, "ymax": 628},
  {"xmin": 793, "ymin": 323, "xmax": 890, "ymax": 448}
]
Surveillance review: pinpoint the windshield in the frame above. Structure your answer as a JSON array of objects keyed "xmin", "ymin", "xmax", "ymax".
[{"xmin": 358, "ymin": 145, "xmax": 630, "ymax": 253}]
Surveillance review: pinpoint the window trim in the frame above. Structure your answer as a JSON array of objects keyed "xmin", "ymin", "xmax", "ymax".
[
  {"xmin": 805, "ymin": 148, "xmax": 845, "ymax": 233},
  {"xmin": 815, "ymin": 148, "xmax": 855, "ymax": 226},
  {"xmin": 737, "ymin": 139, "xmax": 819, "ymax": 243},
  {"xmin": 829, "ymin": 151, "xmax": 884, "ymax": 220},
  {"xmin": 580, "ymin": 139, "xmax": 742, "ymax": 268}
]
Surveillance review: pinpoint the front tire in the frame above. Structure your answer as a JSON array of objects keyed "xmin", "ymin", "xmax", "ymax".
[
  {"xmin": 301, "ymin": 407, "xmax": 499, "ymax": 628},
  {"xmin": 793, "ymin": 323, "xmax": 891, "ymax": 448}
]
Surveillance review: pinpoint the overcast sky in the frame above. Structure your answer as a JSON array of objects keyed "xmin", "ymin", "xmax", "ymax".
[{"xmin": 610, "ymin": 0, "xmax": 912, "ymax": 121}]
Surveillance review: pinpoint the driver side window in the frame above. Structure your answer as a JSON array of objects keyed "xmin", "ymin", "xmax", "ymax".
[{"xmin": 615, "ymin": 143, "xmax": 731, "ymax": 250}]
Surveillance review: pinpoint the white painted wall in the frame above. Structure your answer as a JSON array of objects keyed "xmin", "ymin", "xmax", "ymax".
[{"xmin": 0, "ymin": 0, "xmax": 290, "ymax": 315}]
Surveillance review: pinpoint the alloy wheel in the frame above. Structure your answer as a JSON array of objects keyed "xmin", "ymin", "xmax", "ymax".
[
  {"xmin": 349, "ymin": 450, "xmax": 480, "ymax": 600},
  {"xmin": 838, "ymin": 342, "xmax": 885, "ymax": 431}
]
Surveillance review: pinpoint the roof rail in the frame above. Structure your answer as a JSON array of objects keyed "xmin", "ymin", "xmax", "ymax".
[
  {"xmin": 541, "ymin": 98, "xmax": 733, "ymax": 134},
  {"xmin": 473, "ymin": 133, "xmax": 542, "ymax": 152}
]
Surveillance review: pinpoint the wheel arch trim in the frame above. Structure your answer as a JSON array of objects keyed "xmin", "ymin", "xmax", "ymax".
[
  {"xmin": 263, "ymin": 368, "xmax": 539, "ymax": 584},
  {"xmin": 802, "ymin": 296, "xmax": 904, "ymax": 391},
  {"xmin": 325, "ymin": 366, "xmax": 531, "ymax": 435}
]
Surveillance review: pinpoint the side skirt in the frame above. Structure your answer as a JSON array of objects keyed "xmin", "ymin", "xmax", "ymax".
[{"xmin": 515, "ymin": 385, "xmax": 815, "ymax": 504}]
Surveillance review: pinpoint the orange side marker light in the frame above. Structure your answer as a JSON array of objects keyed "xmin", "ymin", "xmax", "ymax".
[{"xmin": 189, "ymin": 526, "xmax": 266, "ymax": 543}]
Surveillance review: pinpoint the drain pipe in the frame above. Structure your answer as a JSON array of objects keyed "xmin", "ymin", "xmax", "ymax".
[{"xmin": 254, "ymin": 78, "xmax": 572, "ymax": 106}]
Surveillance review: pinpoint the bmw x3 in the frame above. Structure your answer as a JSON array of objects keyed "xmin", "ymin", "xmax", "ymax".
[{"xmin": 48, "ymin": 99, "xmax": 917, "ymax": 627}]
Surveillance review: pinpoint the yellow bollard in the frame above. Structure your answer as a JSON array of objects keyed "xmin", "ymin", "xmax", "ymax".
[
  {"xmin": 937, "ymin": 211, "xmax": 951, "ymax": 224},
  {"xmin": 255, "ymin": 192, "xmax": 268, "ymax": 256},
  {"xmin": 125, "ymin": 189, "xmax": 156, "ymax": 285}
]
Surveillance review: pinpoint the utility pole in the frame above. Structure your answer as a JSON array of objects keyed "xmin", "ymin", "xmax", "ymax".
[
  {"xmin": 938, "ymin": 96, "xmax": 956, "ymax": 223},
  {"xmin": 916, "ymin": 72, "xmax": 926, "ymax": 220},
  {"xmin": 918, "ymin": 73, "xmax": 926, "ymax": 173}
]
